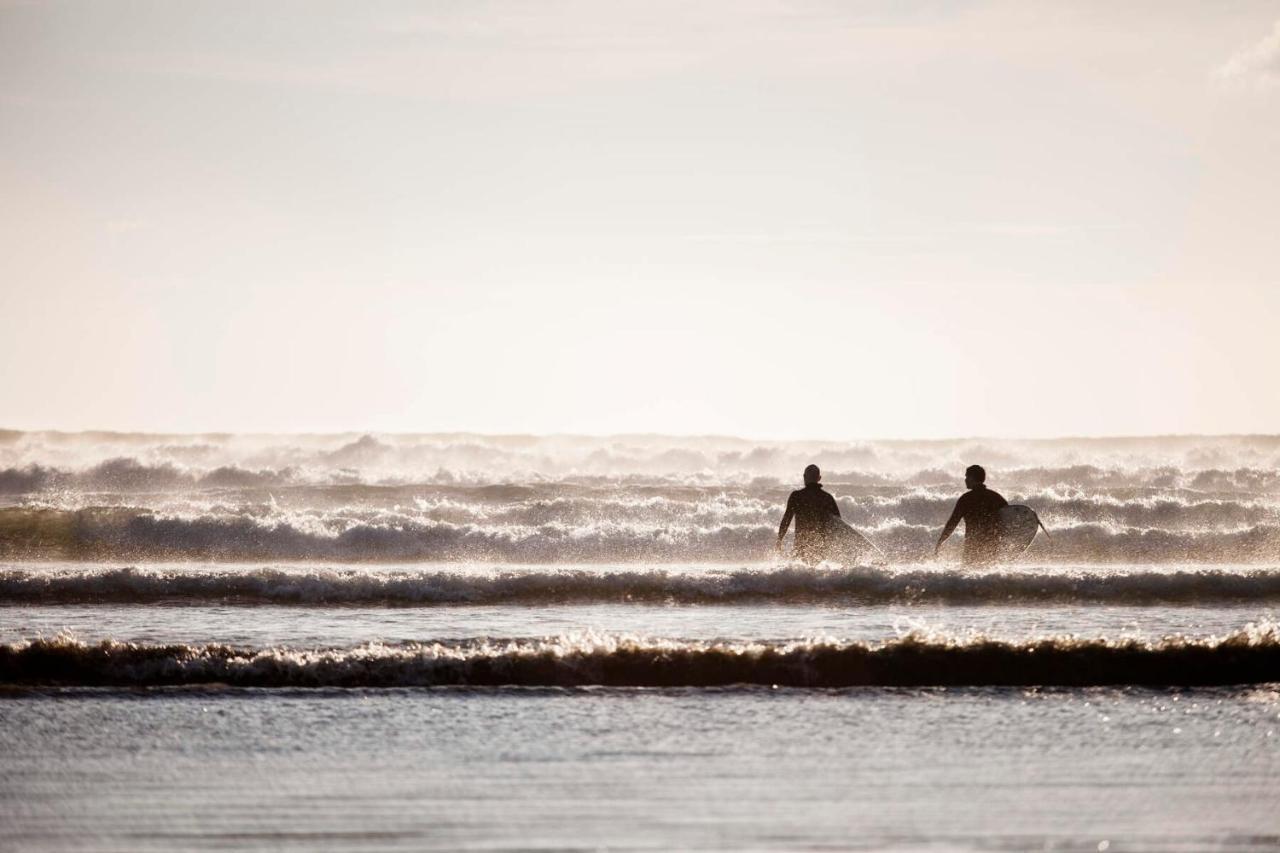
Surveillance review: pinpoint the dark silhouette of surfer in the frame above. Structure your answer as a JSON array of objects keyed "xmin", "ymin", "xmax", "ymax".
[
  {"xmin": 777, "ymin": 464, "xmax": 841, "ymax": 563},
  {"xmin": 935, "ymin": 464, "xmax": 1008, "ymax": 565}
]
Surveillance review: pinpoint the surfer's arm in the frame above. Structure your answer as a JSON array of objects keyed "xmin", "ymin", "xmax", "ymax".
[
  {"xmin": 777, "ymin": 494, "xmax": 797, "ymax": 546},
  {"xmin": 935, "ymin": 501, "xmax": 964, "ymax": 553}
]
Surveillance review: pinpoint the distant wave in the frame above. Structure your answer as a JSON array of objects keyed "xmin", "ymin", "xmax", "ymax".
[
  {"xmin": 5, "ymin": 457, "xmax": 1280, "ymax": 494},
  {"xmin": 0, "ymin": 459, "xmax": 296, "ymax": 494},
  {"xmin": 3, "ymin": 630, "xmax": 1277, "ymax": 687},
  {"xmin": 6, "ymin": 565, "xmax": 1280, "ymax": 605}
]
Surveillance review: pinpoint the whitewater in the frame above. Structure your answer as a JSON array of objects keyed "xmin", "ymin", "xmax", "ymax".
[{"xmin": 3, "ymin": 431, "xmax": 1279, "ymax": 850}]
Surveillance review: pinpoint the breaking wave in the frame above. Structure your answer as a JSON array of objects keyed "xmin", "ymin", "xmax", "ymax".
[
  {"xmin": 0, "ymin": 506, "xmax": 777, "ymax": 562},
  {"xmin": 6, "ymin": 564, "xmax": 1280, "ymax": 605},
  {"xmin": 3, "ymin": 629, "xmax": 1278, "ymax": 687},
  {"xmin": 4, "ymin": 459, "xmax": 1280, "ymax": 495},
  {"xmin": 2, "ymin": 503, "xmax": 1280, "ymax": 562}
]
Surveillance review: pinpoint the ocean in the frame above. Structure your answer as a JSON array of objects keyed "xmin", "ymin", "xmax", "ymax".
[{"xmin": 2, "ymin": 431, "xmax": 1279, "ymax": 850}]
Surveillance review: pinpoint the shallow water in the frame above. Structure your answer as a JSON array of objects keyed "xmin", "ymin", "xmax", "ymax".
[
  {"xmin": 3, "ymin": 686, "xmax": 1278, "ymax": 851},
  {"xmin": 6, "ymin": 600, "xmax": 1276, "ymax": 648}
]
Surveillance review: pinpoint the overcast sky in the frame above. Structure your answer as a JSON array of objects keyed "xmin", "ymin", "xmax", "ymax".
[{"xmin": 2, "ymin": 1, "xmax": 1278, "ymax": 439}]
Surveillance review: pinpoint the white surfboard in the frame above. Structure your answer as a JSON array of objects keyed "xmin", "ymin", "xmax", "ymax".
[
  {"xmin": 821, "ymin": 515, "xmax": 885, "ymax": 564},
  {"xmin": 994, "ymin": 505, "xmax": 1046, "ymax": 561}
]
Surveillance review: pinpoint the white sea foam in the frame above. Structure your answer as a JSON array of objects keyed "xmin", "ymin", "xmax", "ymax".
[{"xmin": 5, "ymin": 564, "xmax": 1280, "ymax": 605}]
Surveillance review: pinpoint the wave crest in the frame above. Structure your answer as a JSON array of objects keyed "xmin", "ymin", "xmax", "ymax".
[
  {"xmin": 6, "ymin": 564, "xmax": 1280, "ymax": 605},
  {"xmin": 4, "ymin": 629, "xmax": 1278, "ymax": 687},
  {"xmin": 4, "ymin": 503, "xmax": 1280, "ymax": 562}
]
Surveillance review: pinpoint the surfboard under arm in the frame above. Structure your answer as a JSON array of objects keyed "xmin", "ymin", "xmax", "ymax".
[{"xmin": 994, "ymin": 505, "xmax": 1043, "ymax": 560}]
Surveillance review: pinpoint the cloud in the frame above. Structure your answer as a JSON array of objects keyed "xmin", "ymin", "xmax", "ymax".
[{"xmin": 1215, "ymin": 19, "xmax": 1280, "ymax": 88}]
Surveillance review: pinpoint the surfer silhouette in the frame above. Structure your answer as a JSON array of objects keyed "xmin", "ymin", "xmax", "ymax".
[
  {"xmin": 935, "ymin": 464, "xmax": 1008, "ymax": 565},
  {"xmin": 777, "ymin": 464, "xmax": 841, "ymax": 563}
]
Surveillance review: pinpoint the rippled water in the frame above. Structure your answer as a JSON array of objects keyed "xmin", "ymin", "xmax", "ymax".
[{"xmin": 4, "ymin": 687, "xmax": 1278, "ymax": 851}]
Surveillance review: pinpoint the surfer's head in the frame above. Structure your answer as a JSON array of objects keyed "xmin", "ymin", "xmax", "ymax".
[
  {"xmin": 803, "ymin": 464, "xmax": 821, "ymax": 486},
  {"xmin": 965, "ymin": 464, "xmax": 986, "ymax": 489}
]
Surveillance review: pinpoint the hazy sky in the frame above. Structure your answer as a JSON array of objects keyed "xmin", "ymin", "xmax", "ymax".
[{"xmin": 2, "ymin": 1, "xmax": 1278, "ymax": 439}]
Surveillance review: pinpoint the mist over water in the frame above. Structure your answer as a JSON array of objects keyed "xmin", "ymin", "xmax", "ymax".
[{"xmin": 3, "ymin": 430, "xmax": 1280, "ymax": 563}]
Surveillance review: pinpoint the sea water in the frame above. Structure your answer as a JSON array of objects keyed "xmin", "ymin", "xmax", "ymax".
[{"xmin": 2, "ymin": 432, "xmax": 1279, "ymax": 849}]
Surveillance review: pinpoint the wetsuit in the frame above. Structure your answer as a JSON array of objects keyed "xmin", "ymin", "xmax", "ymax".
[
  {"xmin": 942, "ymin": 485, "xmax": 1008, "ymax": 565},
  {"xmin": 778, "ymin": 483, "xmax": 841, "ymax": 563}
]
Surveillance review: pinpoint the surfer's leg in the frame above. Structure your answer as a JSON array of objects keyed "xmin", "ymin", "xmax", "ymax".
[
  {"xmin": 963, "ymin": 539, "xmax": 997, "ymax": 566},
  {"xmin": 794, "ymin": 538, "xmax": 820, "ymax": 565}
]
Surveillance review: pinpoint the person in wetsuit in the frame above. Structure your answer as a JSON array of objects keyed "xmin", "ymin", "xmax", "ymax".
[
  {"xmin": 777, "ymin": 464, "xmax": 842, "ymax": 563},
  {"xmin": 935, "ymin": 464, "xmax": 1008, "ymax": 565}
]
